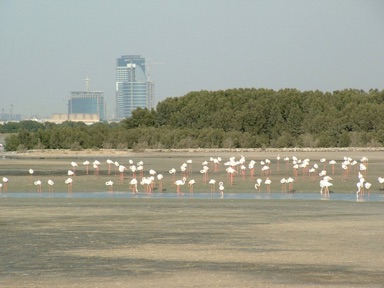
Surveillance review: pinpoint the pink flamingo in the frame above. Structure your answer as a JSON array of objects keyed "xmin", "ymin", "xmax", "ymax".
[
  {"xmin": 188, "ymin": 179, "xmax": 195, "ymax": 194},
  {"xmin": 34, "ymin": 180, "xmax": 42, "ymax": 194},
  {"xmin": 226, "ymin": 166, "xmax": 237, "ymax": 186},
  {"xmin": 106, "ymin": 180, "xmax": 114, "ymax": 193},
  {"xmin": 119, "ymin": 165, "xmax": 126, "ymax": 183},
  {"xmin": 169, "ymin": 168, "xmax": 176, "ymax": 184},
  {"xmin": 106, "ymin": 159, "xmax": 114, "ymax": 174},
  {"xmin": 48, "ymin": 179, "xmax": 54, "ymax": 193},
  {"xmin": 280, "ymin": 178, "xmax": 287, "ymax": 193},
  {"xmin": 157, "ymin": 174, "xmax": 164, "ymax": 192},
  {"xmin": 265, "ymin": 178, "xmax": 272, "ymax": 193},
  {"xmin": 129, "ymin": 178, "xmax": 138, "ymax": 194},
  {"xmin": 209, "ymin": 179, "xmax": 216, "ymax": 194},
  {"xmin": 83, "ymin": 160, "xmax": 90, "ymax": 175},
  {"xmin": 219, "ymin": 182, "xmax": 224, "ymax": 199},
  {"xmin": 174, "ymin": 177, "xmax": 186, "ymax": 194},
  {"xmin": 71, "ymin": 161, "xmax": 78, "ymax": 174},
  {"xmin": 2, "ymin": 177, "xmax": 9, "ymax": 192},
  {"xmin": 28, "ymin": 168, "xmax": 34, "ymax": 185},
  {"xmin": 65, "ymin": 177, "xmax": 73, "ymax": 194}
]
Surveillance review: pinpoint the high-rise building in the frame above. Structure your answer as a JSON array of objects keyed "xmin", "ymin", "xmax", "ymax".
[
  {"xmin": 68, "ymin": 78, "xmax": 105, "ymax": 121},
  {"xmin": 115, "ymin": 55, "xmax": 154, "ymax": 119}
]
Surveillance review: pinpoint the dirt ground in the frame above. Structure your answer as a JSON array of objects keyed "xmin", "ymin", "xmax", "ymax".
[{"xmin": 1, "ymin": 198, "xmax": 384, "ymax": 288}]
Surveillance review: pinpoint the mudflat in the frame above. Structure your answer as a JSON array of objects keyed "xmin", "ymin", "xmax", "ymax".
[{"xmin": 1, "ymin": 198, "xmax": 384, "ymax": 288}]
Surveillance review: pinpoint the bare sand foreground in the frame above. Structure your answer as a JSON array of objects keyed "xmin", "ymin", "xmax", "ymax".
[
  {"xmin": 1, "ymin": 198, "xmax": 384, "ymax": 288},
  {"xmin": 1, "ymin": 149, "xmax": 384, "ymax": 287}
]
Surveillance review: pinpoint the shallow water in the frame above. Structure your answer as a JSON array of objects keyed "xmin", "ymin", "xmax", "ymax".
[{"xmin": 1, "ymin": 191, "xmax": 383, "ymax": 202}]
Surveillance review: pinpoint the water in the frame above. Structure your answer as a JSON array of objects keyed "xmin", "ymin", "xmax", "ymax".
[{"xmin": 1, "ymin": 191, "xmax": 384, "ymax": 202}]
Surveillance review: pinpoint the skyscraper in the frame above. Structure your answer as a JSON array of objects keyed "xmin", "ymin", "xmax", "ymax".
[
  {"xmin": 68, "ymin": 77, "xmax": 105, "ymax": 121},
  {"xmin": 115, "ymin": 55, "xmax": 154, "ymax": 119}
]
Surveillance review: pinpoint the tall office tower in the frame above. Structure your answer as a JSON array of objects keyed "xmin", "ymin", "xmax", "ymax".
[
  {"xmin": 68, "ymin": 77, "xmax": 106, "ymax": 120},
  {"xmin": 115, "ymin": 55, "xmax": 154, "ymax": 119}
]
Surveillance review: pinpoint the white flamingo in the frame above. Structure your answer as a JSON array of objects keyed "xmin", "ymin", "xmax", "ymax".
[
  {"xmin": 48, "ymin": 179, "xmax": 54, "ymax": 193},
  {"xmin": 157, "ymin": 174, "xmax": 164, "ymax": 192},
  {"xmin": 106, "ymin": 180, "xmax": 114, "ymax": 192},
  {"xmin": 34, "ymin": 180, "xmax": 42, "ymax": 193},
  {"xmin": 208, "ymin": 179, "xmax": 216, "ymax": 193},
  {"xmin": 188, "ymin": 179, "xmax": 196, "ymax": 194},
  {"xmin": 129, "ymin": 178, "xmax": 138, "ymax": 194},
  {"xmin": 219, "ymin": 181, "xmax": 225, "ymax": 198},
  {"xmin": 174, "ymin": 177, "xmax": 186, "ymax": 194},
  {"xmin": 71, "ymin": 161, "xmax": 78, "ymax": 173},
  {"xmin": 264, "ymin": 178, "xmax": 272, "ymax": 193},
  {"xmin": 65, "ymin": 177, "xmax": 73, "ymax": 193},
  {"xmin": 83, "ymin": 160, "xmax": 90, "ymax": 175},
  {"xmin": 2, "ymin": 177, "xmax": 9, "ymax": 192}
]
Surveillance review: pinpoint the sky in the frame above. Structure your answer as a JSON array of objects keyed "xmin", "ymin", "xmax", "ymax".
[{"xmin": 1, "ymin": 0, "xmax": 384, "ymax": 119}]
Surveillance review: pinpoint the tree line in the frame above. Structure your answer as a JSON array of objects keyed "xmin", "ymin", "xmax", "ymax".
[{"xmin": 2, "ymin": 88, "xmax": 384, "ymax": 151}]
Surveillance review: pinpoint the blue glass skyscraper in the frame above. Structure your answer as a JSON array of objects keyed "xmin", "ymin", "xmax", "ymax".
[{"xmin": 115, "ymin": 55, "xmax": 154, "ymax": 119}]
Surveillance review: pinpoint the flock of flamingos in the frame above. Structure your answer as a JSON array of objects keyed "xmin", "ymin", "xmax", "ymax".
[{"xmin": 0, "ymin": 154, "xmax": 383, "ymax": 200}]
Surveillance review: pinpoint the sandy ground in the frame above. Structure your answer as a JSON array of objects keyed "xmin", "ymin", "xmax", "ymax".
[{"xmin": 1, "ymin": 198, "xmax": 384, "ymax": 288}]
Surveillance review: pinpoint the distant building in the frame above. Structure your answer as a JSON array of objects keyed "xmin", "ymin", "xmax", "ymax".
[
  {"xmin": 115, "ymin": 55, "xmax": 154, "ymax": 119},
  {"xmin": 68, "ymin": 77, "xmax": 106, "ymax": 120},
  {"xmin": 49, "ymin": 113, "xmax": 100, "ymax": 125}
]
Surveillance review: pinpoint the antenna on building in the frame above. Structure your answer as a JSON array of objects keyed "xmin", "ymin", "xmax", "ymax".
[{"xmin": 85, "ymin": 76, "xmax": 90, "ymax": 92}]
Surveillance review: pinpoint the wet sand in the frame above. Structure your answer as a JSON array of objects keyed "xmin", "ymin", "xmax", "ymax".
[{"xmin": 1, "ymin": 198, "xmax": 384, "ymax": 287}]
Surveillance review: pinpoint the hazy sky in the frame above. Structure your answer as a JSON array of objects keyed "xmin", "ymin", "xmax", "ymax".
[{"xmin": 1, "ymin": 0, "xmax": 384, "ymax": 119}]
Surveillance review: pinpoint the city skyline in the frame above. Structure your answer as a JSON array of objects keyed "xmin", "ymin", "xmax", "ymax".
[{"xmin": 1, "ymin": 1, "xmax": 384, "ymax": 119}]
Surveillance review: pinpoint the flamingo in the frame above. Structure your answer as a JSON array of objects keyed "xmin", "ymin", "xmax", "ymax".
[
  {"xmin": 254, "ymin": 178, "xmax": 262, "ymax": 193},
  {"xmin": 280, "ymin": 178, "xmax": 287, "ymax": 193},
  {"xmin": 320, "ymin": 176, "xmax": 333, "ymax": 197},
  {"xmin": 329, "ymin": 160, "xmax": 336, "ymax": 175},
  {"xmin": 320, "ymin": 158, "xmax": 327, "ymax": 170},
  {"xmin": 83, "ymin": 160, "xmax": 90, "ymax": 175},
  {"xmin": 0, "ymin": 183, "xmax": 2, "ymax": 193},
  {"xmin": 226, "ymin": 166, "xmax": 237, "ymax": 186},
  {"xmin": 129, "ymin": 178, "xmax": 138, "ymax": 194},
  {"xmin": 28, "ymin": 168, "xmax": 34, "ymax": 185},
  {"xmin": 140, "ymin": 177, "xmax": 152, "ymax": 194},
  {"xmin": 48, "ymin": 179, "xmax": 54, "ymax": 193},
  {"xmin": 208, "ymin": 179, "xmax": 216, "ymax": 194},
  {"xmin": 106, "ymin": 180, "xmax": 114, "ymax": 193},
  {"xmin": 174, "ymin": 177, "xmax": 186, "ymax": 194},
  {"xmin": 137, "ymin": 164, "xmax": 144, "ymax": 178},
  {"xmin": 93, "ymin": 160, "xmax": 100, "ymax": 175},
  {"xmin": 356, "ymin": 181, "xmax": 364, "ymax": 199},
  {"xmin": 188, "ymin": 179, "xmax": 196, "ymax": 194},
  {"xmin": 130, "ymin": 165, "xmax": 137, "ymax": 178},
  {"xmin": 219, "ymin": 181, "xmax": 224, "ymax": 198},
  {"xmin": 286, "ymin": 177, "xmax": 294, "ymax": 193},
  {"xmin": 264, "ymin": 178, "xmax": 272, "ymax": 193},
  {"xmin": 68, "ymin": 170, "xmax": 75, "ymax": 176},
  {"xmin": 118, "ymin": 165, "xmax": 126, "ymax": 182},
  {"xmin": 169, "ymin": 168, "xmax": 176, "ymax": 183},
  {"xmin": 180, "ymin": 163, "xmax": 188, "ymax": 177},
  {"xmin": 186, "ymin": 159, "xmax": 193, "ymax": 174},
  {"xmin": 106, "ymin": 159, "xmax": 114, "ymax": 174},
  {"xmin": 378, "ymin": 177, "xmax": 384, "ymax": 191},
  {"xmin": 71, "ymin": 161, "xmax": 78, "ymax": 174},
  {"xmin": 2, "ymin": 177, "xmax": 9, "ymax": 192},
  {"xmin": 364, "ymin": 181, "xmax": 372, "ymax": 196},
  {"xmin": 157, "ymin": 174, "xmax": 164, "ymax": 192},
  {"xmin": 34, "ymin": 180, "xmax": 42, "ymax": 194},
  {"xmin": 200, "ymin": 166, "xmax": 209, "ymax": 183},
  {"xmin": 65, "ymin": 177, "xmax": 73, "ymax": 194}
]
